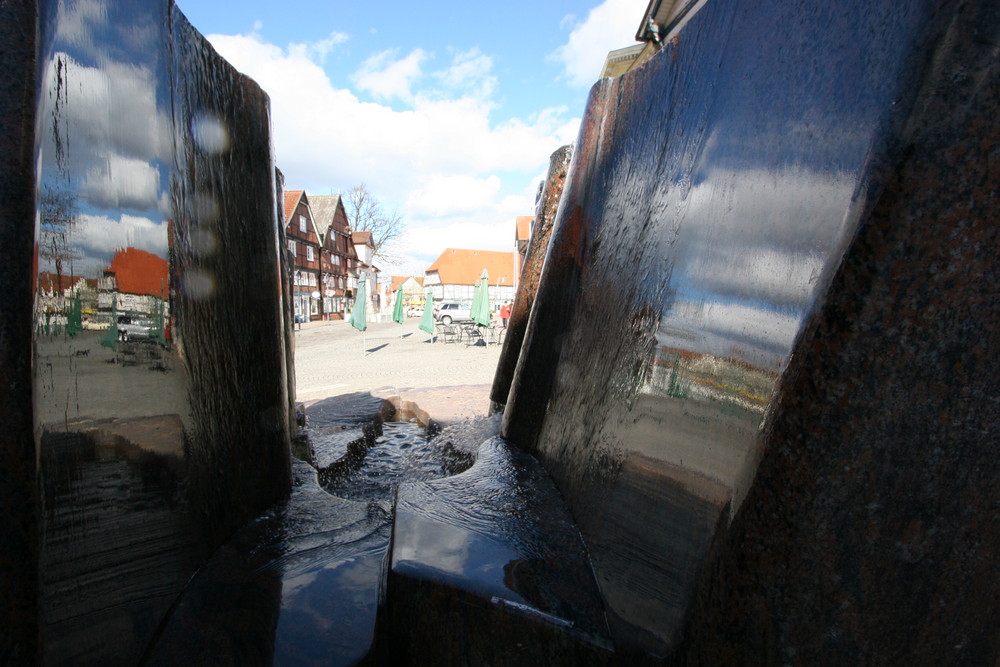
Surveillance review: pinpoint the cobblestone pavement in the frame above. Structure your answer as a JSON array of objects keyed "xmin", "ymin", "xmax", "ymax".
[{"xmin": 294, "ymin": 318, "xmax": 503, "ymax": 412}]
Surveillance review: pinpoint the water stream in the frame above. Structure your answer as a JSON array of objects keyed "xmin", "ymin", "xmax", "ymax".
[{"xmin": 319, "ymin": 421, "xmax": 466, "ymax": 505}]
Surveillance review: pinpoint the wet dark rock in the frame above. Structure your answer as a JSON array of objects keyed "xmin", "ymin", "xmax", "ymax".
[
  {"xmin": 498, "ymin": 0, "xmax": 1000, "ymax": 661},
  {"xmin": 145, "ymin": 459, "xmax": 391, "ymax": 666},
  {"xmin": 426, "ymin": 412, "xmax": 501, "ymax": 474},
  {"xmin": 303, "ymin": 392, "xmax": 393, "ymax": 483},
  {"xmin": 492, "ymin": 144, "xmax": 571, "ymax": 411},
  {"xmin": 40, "ymin": 426, "xmax": 196, "ymax": 666},
  {"xmin": 0, "ymin": 1, "xmax": 40, "ymax": 661},
  {"xmin": 3, "ymin": 0, "xmax": 999, "ymax": 663},
  {"xmin": 16, "ymin": 0, "xmax": 293, "ymax": 662},
  {"xmin": 388, "ymin": 436, "xmax": 613, "ymax": 665}
]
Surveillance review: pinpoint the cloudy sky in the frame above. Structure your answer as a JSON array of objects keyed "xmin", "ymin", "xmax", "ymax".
[{"xmin": 173, "ymin": 0, "xmax": 649, "ymax": 275}]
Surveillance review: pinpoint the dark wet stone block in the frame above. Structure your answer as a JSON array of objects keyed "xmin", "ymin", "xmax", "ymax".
[
  {"xmin": 0, "ymin": 1, "xmax": 39, "ymax": 661},
  {"xmin": 39, "ymin": 424, "xmax": 196, "ymax": 666},
  {"xmin": 499, "ymin": 0, "xmax": 1000, "ymax": 660},
  {"xmin": 304, "ymin": 392, "xmax": 392, "ymax": 482},
  {"xmin": 146, "ymin": 459, "xmax": 391, "ymax": 666},
  {"xmin": 491, "ymin": 144, "xmax": 572, "ymax": 410},
  {"xmin": 387, "ymin": 437, "xmax": 613, "ymax": 664},
  {"xmin": 306, "ymin": 392, "xmax": 393, "ymax": 430},
  {"xmin": 426, "ymin": 413, "xmax": 502, "ymax": 474},
  {"xmin": 678, "ymin": 1, "xmax": 1000, "ymax": 663}
]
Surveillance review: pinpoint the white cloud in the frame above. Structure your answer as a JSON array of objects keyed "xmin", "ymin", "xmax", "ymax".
[
  {"xmin": 435, "ymin": 48, "xmax": 496, "ymax": 99},
  {"xmin": 677, "ymin": 166, "xmax": 857, "ymax": 309},
  {"xmin": 81, "ymin": 154, "xmax": 161, "ymax": 210},
  {"xmin": 76, "ymin": 213, "xmax": 169, "ymax": 259},
  {"xmin": 551, "ymin": 0, "xmax": 649, "ymax": 87},
  {"xmin": 288, "ymin": 30, "xmax": 349, "ymax": 64},
  {"xmin": 42, "ymin": 52, "xmax": 170, "ymax": 166},
  {"xmin": 352, "ymin": 48, "xmax": 428, "ymax": 103},
  {"xmin": 205, "ymin": 31, "xmax": 578, "ymax": 267},
  {"xmin": 401, "ymin": 219, "xmax": 512, "ymax": 258},
  {"xmin": 406, "ymin": 175, "xmax": 502, "ymax": 218}
]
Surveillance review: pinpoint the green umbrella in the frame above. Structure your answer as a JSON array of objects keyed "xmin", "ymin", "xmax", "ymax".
[
  {"xmin": 100, "ymin": 293, "xmax": 119, "ymax": 352},
  {"xmin": 350, "ymin": 273, "xmax": 368, "ymax": 332},
  {"xmin": 350, "ymin": 273, "xmax": 368, "ymax": 355},
  {"xmin": 392, "ymin": 285, "xmax": 405, "ymax": 324},
  {"xmin": 67, "ymin": 291, "xmax": 82, "ymax": 337},
  {"xmin": 470, "ymin": 269, "xmax": 491, "ymax": 327},
  {"xmin": 419, "ymin": 288, "xmax": 435, "ymax": 336}
]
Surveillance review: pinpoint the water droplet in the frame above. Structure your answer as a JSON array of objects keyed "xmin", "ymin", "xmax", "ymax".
[
  {"xmin": 192, "ymin": 114, "xmax": 230, "ymax": 155},
  {"xmin": 182, "ymin": 269, "xmax": 215, "ymax": 301}
]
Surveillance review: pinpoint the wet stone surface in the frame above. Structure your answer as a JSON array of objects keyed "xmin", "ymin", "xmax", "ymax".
[
  {"xmin": 321, "ymin": 421, "xmax": 461, "ymax": 507},
  {"xmin": 149, "ymin": 397, "xmax": 493, "ymax": 665},
  {"xmin": 146, "ymin": 459, "xmax": 391, "ymax": 666},
  {"xmin": 388, "ymin": 436, "xmax": 614, "ymax": 665}
]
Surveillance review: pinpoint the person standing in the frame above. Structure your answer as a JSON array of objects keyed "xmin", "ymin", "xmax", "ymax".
[{"xmin": 500, "ymin": 301, "xmax": 512, "ymax": 328}]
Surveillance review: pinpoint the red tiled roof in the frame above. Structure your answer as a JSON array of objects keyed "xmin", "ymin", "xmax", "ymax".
[
  {"xmin": 425, "ymin": 248, "xmax": 515, "ymax": 287},
  {"xmin": 107, "ymin": 247, "xmax": 169, "ymax": 298},
  {"xmin": 516, "ymin": 216, "xmax": 533, "ymax": 242},
  {"xmin": 283, "ymin": 190, "xmax": 304, "ymax": 223},
  {"xmin": 389, "ymin": 275, "xmax": 426, "ymax": 291},
  {"xmin": 351, "ymin": 230, "xmax": 373, "ymax": 245},
  {"xmin": 38, "ymin": 272, "xmax": 97, "ymax": 293}
]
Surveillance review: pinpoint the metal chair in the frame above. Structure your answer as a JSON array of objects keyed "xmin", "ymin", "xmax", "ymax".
[
  {"xmin": 463, "ymin": 325, "xmax": 484, "ymax": 346},
  {"xmin": 437, "ymin": 324, "xmax": 458, "ymax": 343}
]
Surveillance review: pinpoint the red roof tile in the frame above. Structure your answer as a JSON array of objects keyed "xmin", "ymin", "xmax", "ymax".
[
  {"xmin": 516, "ymin": 216, "xmax": 533, "ymax": 242},
  {"xmin": 389, "ymin": 275, "xmax": 425, "ymax": 291},
  {"xmin": 283, "ymin": 190, "xmax": 304, "ymax": 223},
  {"xmin": 107, "ymin": 247, "xmax": 169, "ymax": 298},
  {"xmin": 351, "ymin": 230, "xmax": 373, "ymax": 245},
  {"xmin": 425, "ymin": 248, "xmax": 515, "ymax": 287},
  {"xmin": 38, "ymin": 272, "xmax": 97, "ymax": 293}
]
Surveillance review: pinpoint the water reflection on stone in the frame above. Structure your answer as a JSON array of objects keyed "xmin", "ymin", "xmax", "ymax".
[
  {"xmin": 32, "ymin": 0, "xmax": 291, "ymax": 663},
  {"xmin": 390, "ymin": 437, "xmax": 613, "ymax": 662},
  {"xmin": 495, "ymin": 0, "xmax": 952, "ymax": 656},
  {"xmin": 146, "ymin": 459, "xmax": 390, "ymax": 667}
]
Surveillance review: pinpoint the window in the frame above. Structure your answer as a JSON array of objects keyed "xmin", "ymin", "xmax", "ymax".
[
  {"xmin": 332, "ymin": 254, "xmax": 341, "ymax": 266},
  {"xmin": 306, "ymin": 246, "xmax": 314, "ymax": 261},
  {"xmin": 309, "ymin": 273, "xmax": 317, "ymax": 287},
  {"xmin": 299, "ymin": 214, "xmax": 307, "ymax": 233},
  {"xmin": 288, "ymin": 240, "xmax": 296, "ymax": 255}
]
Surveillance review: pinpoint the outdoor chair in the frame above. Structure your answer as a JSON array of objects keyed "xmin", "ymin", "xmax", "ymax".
[
  {"xmin": 437, "ymin": 324, "xmax": 458, "ymax": 343},
  {"xmin": 464, "ymin": 325, "xmax": 484, "ymax": 346}
]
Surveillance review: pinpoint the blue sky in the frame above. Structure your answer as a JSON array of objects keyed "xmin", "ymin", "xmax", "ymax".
[{"xmin": 173, "ymin": 0, "xmax": 649, "ymax": 274}]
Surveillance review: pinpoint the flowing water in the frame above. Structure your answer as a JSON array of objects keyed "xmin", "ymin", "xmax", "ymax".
[{"xmin": 320, "ymin": 421, "xmax": 468, "ymax": 505}]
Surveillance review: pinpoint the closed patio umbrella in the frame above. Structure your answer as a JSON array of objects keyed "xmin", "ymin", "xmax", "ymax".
[
  {"xmin": 350, "ymin": 273, "xmax": 368, "ymax": 354},
  {"xmin": 392, "ymin": 285, "xmax": 405, "ymax": 325},
  {"xmin": 419, "ymin": 288, "xmax": 435, "ymax": 336},
  {"xmin": 471, "ymin": 269, "xmax": 491, "ymax": 327}
]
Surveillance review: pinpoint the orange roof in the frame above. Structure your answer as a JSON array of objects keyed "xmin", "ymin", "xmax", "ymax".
[
  {"xmin": 107, "ymin": 247, "xmax": 169, "ymax": 298},
  {"xmin": 516, "ymin": 216, "xmax": 533, "ymax": 242},
  {"xmin": 38, "ymin": 272, "xmax": 97, "ymax": 293},
  {"xmin": 352, "ymin": 230, "xmax": 373, "ymax": 245},
  {"xmin": 390, "ymin": 275, "xmax": 425, "ymax": 291},
  {"xmin": 425, "ymin": 248, "xmax": 515, "ymax": 287},
  {"xmin": 283, "ymin": 190, "xmax": 304, "ymax": 223}
]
